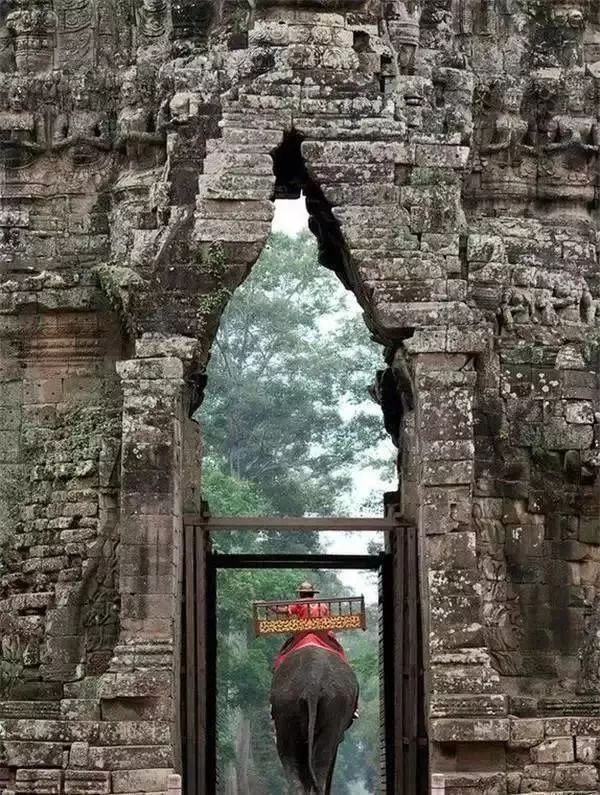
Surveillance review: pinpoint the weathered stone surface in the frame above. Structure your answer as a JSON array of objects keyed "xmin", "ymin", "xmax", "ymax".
[
  {"xmin": 432, "ymin": 718, "xmax": 510, "ymax": 743},
  {"xmin": 0, "ymin": 0, "xmax": 598, "ymax": 790},
  {"xmin": 531, "ymin": 738, "xmax": 575, "ymax": 764},
  {"xmin": 509, "ymin": 718, "xmax": 545, "ymax": 749},
  {"xmin": 63, "ymin": 771, "xmax": 111, "ymax": 795}
]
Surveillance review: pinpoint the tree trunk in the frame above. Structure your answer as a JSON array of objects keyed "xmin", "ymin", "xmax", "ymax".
[
  {"xmin": 224, "ymin": 762, "xmax": 237, "ymax": 795},
  {"xmin": 235, "ymin": 716, "xmax": 251, "ymax": 795}
]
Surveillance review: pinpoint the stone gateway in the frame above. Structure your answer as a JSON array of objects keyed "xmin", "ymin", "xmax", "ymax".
[{"xmin": 0, "ymin": 0, "xmax": 599, "ymax": 793}]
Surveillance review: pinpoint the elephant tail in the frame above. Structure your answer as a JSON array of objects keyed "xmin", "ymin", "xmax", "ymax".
[{"xmin": 306, "ymin": 694, "xmax": 319, "ymax": 794}]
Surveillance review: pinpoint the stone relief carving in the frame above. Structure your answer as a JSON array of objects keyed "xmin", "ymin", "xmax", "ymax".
[
  {"xmin": 0, "ymin": 82, "xmax": 45, "ymax": 167},
  {"xmin": 525, "ymin": 0, "xmax": 588, "ymax": 69},
  {"xmin": 55, "ymin": 0, "xmax": 96, "ymax": 69},
  {"xmin": 51, "ymin": 75, "xmax": 111, "ymax": 164},
  {"xmin": 0, "ymin": 4, "xmax": 16, "ymax": 73},
  {"xmin": 6, "ymin": 0, "xmax": 57, "ymax": 73},
  {"xmin": 479, "ymin": 83, "xmax": 533, "ymax": 162},
  {"xmin": 135, "ymin": 0, "xmax": 167, "ymax": 46},
  {"xmin": 472, "ymin": 80, "xmax": 536, "ymax": 203},
  {"xmin": 383, "ymin": 0, "xmax": 422, "ymax": 75},
  {"xmin": 537, "ymin": 74, "xmax": 599, "ymax": 204},
  {"xmin": 469, "ymin": 69, "xmax": 600, "ymax": 213},
  {"xmin": 497, "ymin": 270, "xmax": 597, "ymax": 333},
  {"xmin": 114, "ymin": 67, "xmax": 166, "ymax": 174},
  {"xmin": 498, "ymin": 286, "xmax": 535, "ymax": 332},
  {"xmin": 473, "ymin": 500, "xmax": 524, "ymax": 676}
]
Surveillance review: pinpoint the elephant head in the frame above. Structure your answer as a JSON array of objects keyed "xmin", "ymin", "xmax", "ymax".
[{"xmin": 270, "ymin": 645, "xmax": 359, "ymax": 794}]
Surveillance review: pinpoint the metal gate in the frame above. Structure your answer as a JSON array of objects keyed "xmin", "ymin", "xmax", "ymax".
[{"xmin": 180, "ymin": 514, "xmax": 427, "ymax": 795}]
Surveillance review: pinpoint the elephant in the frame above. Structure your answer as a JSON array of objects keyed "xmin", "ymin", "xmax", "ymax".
[{"xmin": 270, "ymin": 645, "xmax": 359, "ymax": 794}]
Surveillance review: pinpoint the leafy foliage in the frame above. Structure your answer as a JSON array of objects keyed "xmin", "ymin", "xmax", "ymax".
[
  {"xmin": 201, "ymin": 230, "xmax": 385, "ymax": 794},
  {"xmin": 201, "ymin": 231, "xmax": 385, "ymax": 517}
]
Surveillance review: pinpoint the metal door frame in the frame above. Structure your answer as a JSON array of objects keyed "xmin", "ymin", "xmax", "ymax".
[{"xmin": 180, "ymin": 515, "xmax": 428, "ymax": 795}]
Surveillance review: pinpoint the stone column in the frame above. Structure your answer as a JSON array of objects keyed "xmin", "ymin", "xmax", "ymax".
[
  {"xmin": 409, "ymin": 345, "xmax": 509, "ymax": 789},
  {"xmin": 117, "ymin": 354, "xmax": 183, "ymax": 644},
  {"xmin": 99, "ymin": 350, "xmax": 185, "ymax": 740}
]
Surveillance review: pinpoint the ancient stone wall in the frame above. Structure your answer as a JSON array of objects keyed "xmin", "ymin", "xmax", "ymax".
[{"xmin": 0, "ymin": 0, "xmax": 599, "ymax": 793}]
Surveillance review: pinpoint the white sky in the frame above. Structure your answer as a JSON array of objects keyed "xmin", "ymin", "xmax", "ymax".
[
  {"xmin": 270, "ymin": 197, "xmax": 395, "ymax": 602},
  {"xmin": 272, "ymin": 197, "xmax": 310, "ymax": 235}
]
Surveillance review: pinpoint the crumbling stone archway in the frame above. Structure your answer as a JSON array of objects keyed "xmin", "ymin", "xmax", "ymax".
[
  {"xmin": 180, "ymin": 124, "xmax": 430, "ymax": 794},
  {"xmin": 0, "ymin": 0, "xmax": 599, "ymax": 793}
]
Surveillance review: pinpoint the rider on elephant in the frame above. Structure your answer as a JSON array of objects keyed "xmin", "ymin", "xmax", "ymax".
[
  {"xmin": 270, "ymin": 581, "xmax": 358, "ymax": 719},
  {"xmin": 271, "ymin": 582, "xmax": 343, "ymax": 657}
]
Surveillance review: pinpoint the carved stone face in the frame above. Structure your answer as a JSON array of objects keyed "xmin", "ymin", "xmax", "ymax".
[
  {"xmin": 169, "ymin": 91, "xmax": 190, "ymax": 119},
  {"xmin": 553, "ymin": 4, "xmax": 585, "ymax": 30},
  {"xmin": 567, "ymin": 84, "xmax": 586, "ymax": 113},
  {"xmin": 120, "ymin": 80, "xmax": 139, "ymax": 108},
  {"xmin": 504, "ymin": 87, "xmax": 522, "ymax": 114},
  {"xmin": 73, "ymin": 86, "xmax": 90, "ymax": 110},
  {"xmin": 9, "ymin": 85, "xmax": 25, "ymax": 112},
  {"xmin": 398, "ymin": 42, "xmax": 417, "ymax": 70}
]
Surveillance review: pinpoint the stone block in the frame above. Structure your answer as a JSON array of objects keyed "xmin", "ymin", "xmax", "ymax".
[
  {"xmin": 543, "ymin": 419, "xmax": 593, "ymax": 450},
  {"xmin": 576, "ymin": 736, "xmax": 599, "ymax": 763},
  {"xmin": 531, "ymin": 737, "xmax": 574, "ymax": 764},
  {"xmin": 431, "ymin": 718, "xmax": 509, "ymax": 742},
  {"xmin": 443, "ymin": 772, "xmax": 505, "ymax": 795},
  {"xmin": 99, "ymin": 671, "xmax": 172, "ymax": 700},
  {"xmin": 554, "ymin": 762, "xmax": 598, "ymax": 789},
  {"xmin": 564, "ymin": 401, "xmax": 595, "ymax": 424},
  {"xmin": 431, "ymin": 694, "xmax": 508, "ymax": 718},
  {"xmin": 95, "ymin": 721, "xmax": 170, "ymax": 747},
  {"xmin": 428, "ymin": 532, "xmax": 477, "ymax": 570},
  {"xmin": 544, "ymin": 718, "xmax": 573, "ymax": 737},
  {"xmin": 562, "ymin": 370, "xmax": 597, "ymax": 400},
  {"xmin": 302, "ymin": 140, "xmax": 412, "ymax": 165},
  {"xmin": 422, "ymin": 458, "xmax": 473, "ymax": 486},
  {"xmin": 578, "ymin": 518, "xmax": 600, "ymax": 544},
  {"xmin": 63, "ymin": 771, "xmax": 111, "ymax": 795},
  {"xmin": 60, "ymin": 700, "xmax": 100, "ymax": 722},
  {"xmin": 505, "ymin": 771, "xmax": 521, "ymax": 794},
  {"xmin": 4, "ymin": 742, "xmax": 64, "ymax": 767},
  {"xmin": 0, "ymin": 703, "xmax": 60, "ymax": 720},
  {"xmin": 117, "ymin": 358, "xmax": 183, "ymax": 383},
  {"xmin": 112, "ymin": 769, "xmax": 171, "ymax": 793},
  {"xmin": 509, "ymin": 718, "xmax": 544, "ymax": 748},
  {"xmin": 521, "ymin": 762, "xmax": 553, "ymax": 790},
  {"xmin": 69, "ymin": 742, "xmax": 90, "ymax": 768},
  {"xmin": 15, "ymin": 770, "xmax": 62, "ymax": 794},
  {"xmin": 573, "ymin": 718, "xmax": 600, "ymax": 734},
  {"xmin": 431, "ymin": 617, "xmax": 485, "ymax": 651},
  {"xmin": 121, "ymin": 594, "xmax": 175, "ymax": 621},
  {"xmin": 86, "ymin": 745, "xmax": 172, "ymax": 770},
  {"xmin": 467, "ymin": 234, "xmax": 506, "ymax": 263}
]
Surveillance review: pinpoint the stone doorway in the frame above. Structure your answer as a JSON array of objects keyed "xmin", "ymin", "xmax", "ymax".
[{"xmin": 180, "ymin": 514, "xmax": 428, "ymax": 795}]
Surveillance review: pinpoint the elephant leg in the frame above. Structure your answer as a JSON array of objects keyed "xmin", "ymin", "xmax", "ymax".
[
  {"xmin": 311, "ymin": 725, "xmax": 342, "ymax": 794},
  {"xmin": 274, "ymin": 715, "xmax": 312, "ymax": 794}
]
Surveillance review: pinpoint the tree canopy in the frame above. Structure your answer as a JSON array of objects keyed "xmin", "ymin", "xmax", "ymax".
[
  {"xmin": 200, "ymin": 229, "xmax": 387, "ymax": 794},
  {"xmin": 201, "ymin": 230, "xmax": 386, "ymax": 517}
]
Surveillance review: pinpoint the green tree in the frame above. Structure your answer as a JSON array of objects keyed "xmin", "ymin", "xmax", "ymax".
[
  {"xmin": 202, "ymin": 230, "xmax": 385, "ymax": 794},
  {"xmin": 201, "ymin": 231, "xmax": 385, "ymax": 517}
]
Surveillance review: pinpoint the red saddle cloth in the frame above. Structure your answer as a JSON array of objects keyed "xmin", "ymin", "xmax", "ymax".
[{"xmin": 274, "ymin": 631, "xmax": 348, "ymax": 670}]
